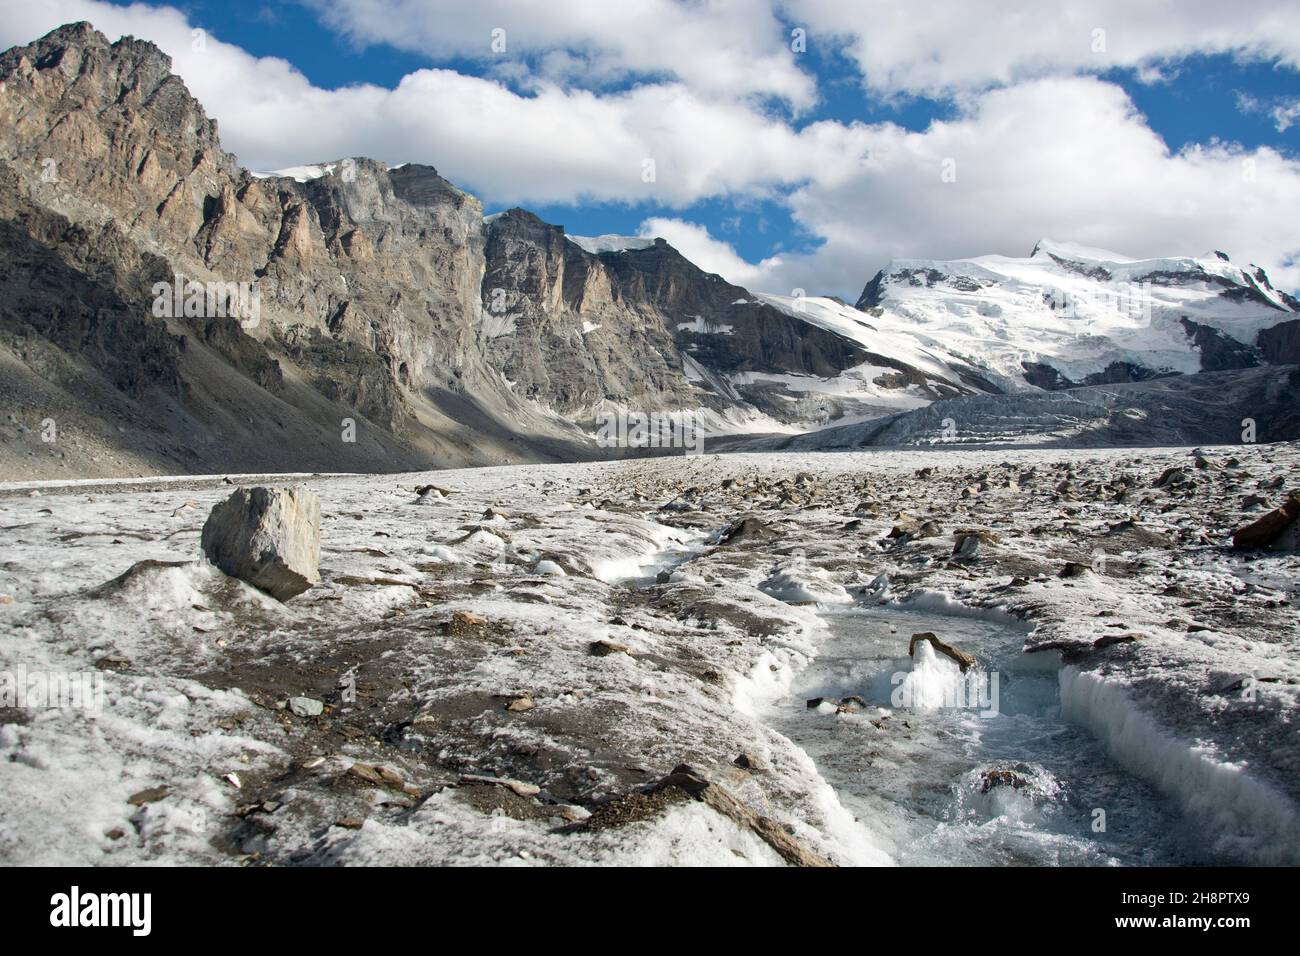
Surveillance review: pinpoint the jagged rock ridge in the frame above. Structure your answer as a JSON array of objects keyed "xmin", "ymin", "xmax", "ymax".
[{"xmin": 0, "ymin": 22, "xmax": 871, "ymax": 478}]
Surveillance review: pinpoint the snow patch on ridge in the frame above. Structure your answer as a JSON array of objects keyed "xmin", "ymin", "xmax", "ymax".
[
  {"xmin": 250, "ymin": 164, "xmax": 333, "ymax": 183},
  {"xmin": 566, "ymin": 234, "xmax": 657, "ymax": 255}
]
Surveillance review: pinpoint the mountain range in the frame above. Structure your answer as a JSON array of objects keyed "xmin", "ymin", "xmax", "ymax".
[{"xmin": 1, "ymin": 22, "xmax": 1297, "ymax": 478}]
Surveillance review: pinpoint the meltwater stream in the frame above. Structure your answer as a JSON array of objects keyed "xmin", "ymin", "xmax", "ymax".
[
  {"xmin": 616, "ymin": 528, "xmax": 1211, "ymax": 865},
  {"xmin": 766, "ymin": 606, "xmax": 1207, "ymax": 866}
]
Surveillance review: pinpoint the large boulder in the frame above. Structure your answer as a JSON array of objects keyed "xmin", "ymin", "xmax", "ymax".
[{"xmin": 200, "ymin": 486, "xmax": 321, "ymax": 600}]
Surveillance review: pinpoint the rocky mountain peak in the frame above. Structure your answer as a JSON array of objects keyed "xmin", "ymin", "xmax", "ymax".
[
  {"xmin": 3, "ymin": 22, "xmax": 217, "ymax": 146},
  {"xmin": 0, "ymin": 19, "xmax": 888, "ymax": 477},
  {"xmin": 5, "ymin": 20, "xmax": 1297, "ymax": 481}
]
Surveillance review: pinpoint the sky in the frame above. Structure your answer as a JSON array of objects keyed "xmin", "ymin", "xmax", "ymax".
[{"xmin": 1, "ymin": 0, "xmax": 1297, "ymax": 300}]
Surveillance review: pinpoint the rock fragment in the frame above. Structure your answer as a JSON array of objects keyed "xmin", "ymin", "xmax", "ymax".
[
  {"xmin": 1093, "ymin": 632, "xmax": 1144, "ymax": 649},
  {"xmin": 445, "ymin": 610, "xmax": 487, "ymax": 635},
  {"xmin": 459, "ymin": 774, "xmax": 540, "ymax": 798},
  {"xmin": 1231, "ymin": 495, "xmax": 1299, "ymax": 550},
  {"xmin": 588, "ymin": 639, "xmax": 632, "ymax": 657},
  {"xmin": 646, "ymin": 765, "xmax": 832, "ymax": 867},
  {"xmin": 127, "ymin": 785, "xmax": 170, "ymax": 806},
  {"xmin": 909, "ymin": 632, "xmax": 977, "ymax": 671},
  {"xmin": 718, "ymin": 515, "xmax": 773, "ymax": 545},
  {"xmin": 567, "ymin": 765, "xmax": 832, "ymax": 867},
  {"xmin": 733, "ymin": 753, "xmax": 767, "ymax": 772},
  {"xmin": 288, "ymin": 696, "xmax": 324, "ymax": 717},
  {"xmin": 1153, "ymin": 467, "xmax": 1187, "ymax": 488}
]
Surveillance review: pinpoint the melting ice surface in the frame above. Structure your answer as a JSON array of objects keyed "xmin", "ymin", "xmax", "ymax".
[{"xmin": 767, "ymin": 606, "xmax": 1208, "ymax": 866}]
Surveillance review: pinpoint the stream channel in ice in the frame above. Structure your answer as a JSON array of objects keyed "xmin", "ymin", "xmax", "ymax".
[
  {"xmin": 765, "ymin": 605, "xmax": 1209, "ymax": 865},
  {"xmin": 620, "ymin": 531, "xmax": 1212, "ymax": 865}
]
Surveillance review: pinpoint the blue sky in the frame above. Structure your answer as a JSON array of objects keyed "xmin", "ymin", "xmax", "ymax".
[{"xmin": 6, "ymin": 1, "xmax": 1297, "ymax": 296}]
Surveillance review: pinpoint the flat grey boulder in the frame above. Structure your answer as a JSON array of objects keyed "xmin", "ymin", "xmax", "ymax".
[{"xmin": 201, "ymin": 486, "xmax": 321, "ymax": 601}]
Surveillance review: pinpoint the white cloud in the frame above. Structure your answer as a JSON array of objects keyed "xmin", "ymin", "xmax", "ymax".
[
  {"xmin": 642, "ymin": 78, "xmax": 1300, "ymax": 297},
  {"xmin": 1275, "ymin": 103, "xmax": 1300, "ymax": 132},
  {"xmin": 0, "ymin": 0, "xmax": 841, "ymax": 206},
  {"xmin": 1, "ymin": 1, "xmax": 1297, "ymax": 299},
  {"xmin": 638, "ymin": 217, "xmax": 786, "ymax": 288},
  {"xmin": 1238, "ymin": 91, "xmax": 1300, "ymax": 133},
  {"xmin": 785, "ymin": 0, "xmax": 1300, "ymax": 97},
  {"xmin": 308, "ymin": 0, "xmax": 817, "ymax": 108}
]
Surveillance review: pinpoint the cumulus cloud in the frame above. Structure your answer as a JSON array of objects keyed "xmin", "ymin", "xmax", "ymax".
[
  {"xmin": 640, "ymin": 78, "xmax": 1300, "ymax": 297},
  {"xmin": 786, "ymin": 0, "xmax": 1300, "ymax": 97},
  {"xmin": 308, "ymin": 0, "xmax": 817, "ymax": 108},
  {"xmin": 638, "ymin": 217, "xmax": 787, "ymax": 287},
  {"xmin": 1237, "ymin": 92, "xmax": 1300, "ymax": 133},
  {"xmin": 0, "ymin": 1, "xmax": 1297, "ymax": 298},
  {"xmin": 0, "ymin": 0, "xmax": 846, "ymax": 205}
]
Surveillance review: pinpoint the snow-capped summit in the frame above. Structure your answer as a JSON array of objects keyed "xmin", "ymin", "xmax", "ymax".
[{"xmin": 850, "ymin": 239, "xmax": 1298, "ymax": 391}]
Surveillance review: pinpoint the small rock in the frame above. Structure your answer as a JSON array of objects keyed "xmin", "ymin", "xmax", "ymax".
[
  {"xmin": 979, "ymin": 768, "xmax": 1030, "ymax": 794},
  {"xmin": 288, "ymin": 696, "xmax": 324, "ymax": 717},
  {"xmin": 588, "ymin": 639, "xmax": 632, "ymax": 657},
  {"xmin": 348, "ymin": 763, "xmax": 405, "ymax": 788},
  {"xmin": 1093, "ymin": 632, "xmax": 1144, "ymax": 649},
  {"xmin": 445, "ymin": 610, "xmax": 488, "ymax": 635},
  {"xmin": 733, "ymin": 753, "xmax": 767, "ymax": 772},
  {"xmin": 1153, "ymin": 467, "xmax": 1186, "ymax": 488},
  {"xmin": 459, "ymin": 773, "xmax": 541, "ymax": 798},
  {"xmin": 127, "ymin": 785, "xmax": 170, "ymax": 806},
  {"xmin": 718, "ymin": 516, "xmax": 773, "ymax": 545}
]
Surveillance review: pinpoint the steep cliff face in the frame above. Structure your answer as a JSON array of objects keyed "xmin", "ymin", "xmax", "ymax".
[
  {"xmin": 0, "ymin": 22, "xmax": 882, "ymax": 478},
  {"xmin": 479, "ymin": 211, "xmax": 868, "ymax": 420},
  {"xmin": 479, "ymin": 209, "xmax": 697, "ymax": 415}
]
